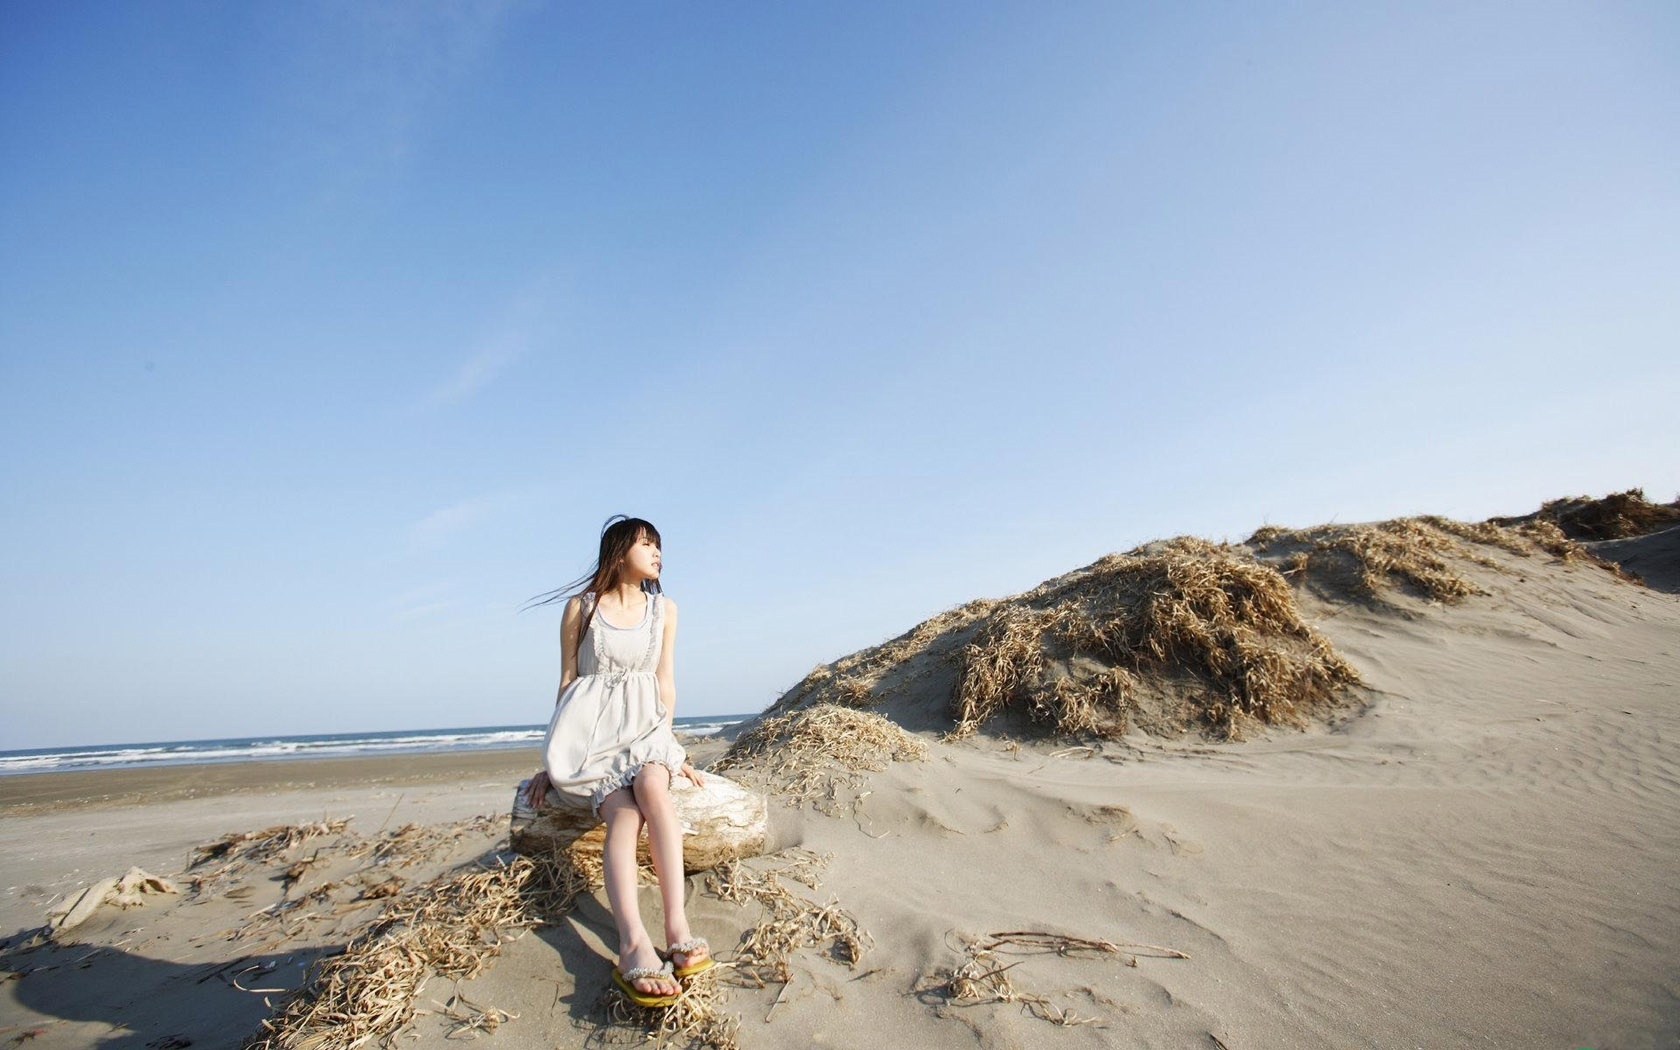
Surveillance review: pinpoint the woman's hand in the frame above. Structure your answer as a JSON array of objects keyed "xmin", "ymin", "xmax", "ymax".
[
  {"xmin": 524, "ymin": 770, "xmax": 551, "ymax": 809},
  {"xmin": 679, "ymin": 761, "xmax": 705, "ymax": 789}
]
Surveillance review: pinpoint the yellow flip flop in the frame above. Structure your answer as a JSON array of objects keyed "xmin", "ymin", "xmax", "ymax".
[
  {"xmin": 612, "ymin": 962, "xmax": 679, "ymax": 1007},
  {"xmin": 668, "ymin": 937, "xmax": 715, "ymax": 979}
]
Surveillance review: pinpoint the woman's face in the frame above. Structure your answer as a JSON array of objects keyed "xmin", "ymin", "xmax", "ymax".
[{"xmin": 623, "ymin": 530, "xmax": 662, "ymax": 580}]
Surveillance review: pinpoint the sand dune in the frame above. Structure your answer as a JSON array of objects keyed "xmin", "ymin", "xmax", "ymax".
[{"xmin": 3, "ymin": 496, "xmax": 1677, "ymax": 1049}]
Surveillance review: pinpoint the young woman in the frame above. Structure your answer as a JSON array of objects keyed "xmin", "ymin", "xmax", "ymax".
[{"xmin": 523, "ymin": 515, "xmax": 713, "ymax": 1006}]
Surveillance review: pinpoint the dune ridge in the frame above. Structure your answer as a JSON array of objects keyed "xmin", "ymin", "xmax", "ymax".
[{"xmin": 2, "ymin": 490, "xmax": 1677, "ymax": 1049}]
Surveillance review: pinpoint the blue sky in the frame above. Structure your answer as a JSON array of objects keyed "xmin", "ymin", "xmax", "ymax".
[{"xmin": 3, "ymin": 1, "xmax": 1677, "ymax": 750}]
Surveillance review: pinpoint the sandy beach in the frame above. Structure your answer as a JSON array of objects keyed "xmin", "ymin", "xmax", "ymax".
[{"xmin": 3, "ymin": 505, "xmax": 1677, "ymax": 1050}]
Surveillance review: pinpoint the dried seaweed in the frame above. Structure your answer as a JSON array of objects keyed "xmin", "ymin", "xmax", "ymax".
[
  {"xmin": 922, "ymin": 930, "xmax": 1186, "ymax": 1027},
  {"xmin": 245, "ymin": 856, "xmax": 572, "ymax": 1050},
  {"xmin": 595, "ymin": 966, "xmax": 740, "ymax": 1050},
  {"xmin": 1256, "ymin": 514, "xmax": 1641, "ymax": 599},
  {"xmin": 344, "ymin": 815, "xmax": 507, "ymax": 871},
  {"xmin": 715, "ymin": 706, "xmax": 926, "ymax": 809},
  {"xmin": 704, "ymin": 849, "xmax": 868, "ymax": 984},
  {"xmin": 192, "ymin": 820, "xmax": 354, "ymax": 871},
  {"xmin": 1493, "ymin": 487, "xmax": 1680, "ymax": 542},
  {"xmin": 951, "ymin": 537, "xmax": 1359, "ymax": 740}
]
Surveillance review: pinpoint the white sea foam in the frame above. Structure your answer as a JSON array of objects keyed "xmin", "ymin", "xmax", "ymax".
[{"xmin": 1, "ymin": 716, "xmax": 750, "ymax": 775}]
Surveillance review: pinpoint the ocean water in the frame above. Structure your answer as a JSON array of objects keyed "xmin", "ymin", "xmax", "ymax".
[{"xmin": 0, "ymin": 713, "xmax": 755, "ymax": 776}]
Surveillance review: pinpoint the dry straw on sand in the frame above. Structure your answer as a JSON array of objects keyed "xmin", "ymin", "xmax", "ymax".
[
  {"xmin": 1258, "ymin": 518, "xmax": 1493, "ymax": 603},
  {"xmin": 751, "ymin": 502, "xmax": 1652, "ymax": 748},
  {"xmin": 704, "ymin": 848, "xmax": 869, "ymax": 985},
  {"xmin": 245, "ymin": 856, "xmax": 573, "ymax": 1050},
  {"xmin": 244, "ymin": 829, "xmax": 738, "ymax": 1050},
  {"xmin": 192, "ymin": 820, "xmax": 353, "ymax": 872},
  {"xmin": 591, "ymin": 965, "xmax": 740, "ymax": 1050},
  {"xmin": 1252, "ymin": 514, "xmax": 1640, "ymax": 604},
  {"xmin": 922, "ymin": 931, "xmax": 1188, "ymax": 1027},
  {"xmin": 343, "ymin": 815, "xmax": 505, "ymax": 870},
  {"xmin": 1493, "ymin": 487, "xmax": 1680, "ymax": 542},
  {"xmin": 715, "ymin": 705, "xmax": 927, "ymax": 807},
  {"xmin": 952, "ymin": 536, "xmax": 1360, "ymax": 740}
]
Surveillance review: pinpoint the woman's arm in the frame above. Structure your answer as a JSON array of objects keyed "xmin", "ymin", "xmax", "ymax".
[
  {"xmin": 655, "ymin": 597, "xmax": 702, "ymax": 786},
  {"xmin": 556, "ymin": 595, "xmax": 584, "ymax": 703},
  {"xmin": 655, "ymin": 595, "xmax": 679, "ymax": 729},
  {"xmin": 526, "ymin": 595, "xmax": 585, "ymax": 809}
]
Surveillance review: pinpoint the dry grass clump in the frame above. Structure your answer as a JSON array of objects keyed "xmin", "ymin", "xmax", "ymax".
[
  {"xmin": 507, "ymin": 840, "xmax": 736, "ymax": 1049},
  {"xmin": 1418, "ymin": 514, "xmax": 1620, "ymax": 569},
  {"xmin": 246, "ymin": 856, "xmax": 570, "ymax": 1050},
  {"xmin": 595, "ymin": 965, "xmax": 741, "ymax": 1050},
  {"xmin": 188, "ymin": 820, "xmax": 359, "ymax": 902},
  {"xmin": 192, "ymin": 820, "xmax": 354, "ymax": 870},
  {"xmin": 230, "ymin": 815, "xmax": 726, "ymax": 1050},
  {"xmin": 232, "ymin": 883, "xmax": 343, "ymax": 945},
  {"xmin": 200, "ymin": 814, "xmax": 515, "ymax": 949},
  {"xmin": 190, "ymin": 815, "xmax": 511, "ymax": 907},
  {"xmin": 433, "ymin": 991, "xmax": 516, "ymax": 1039},
  {"xmin": 1257, "ymin": 513, "xmax": 1642, "ymax": 598},
  {"xmin": 1496, "ymin": 488, "xmax": 1680, "ymax": 541},
  {"xmin": 344, "ymin": 814, "xmax": 506, "ymax": 870},
  {"xmin": 774, "ymin": 599, "xmax": 999, "ymax": 712},
  {"xmin": 921, "ymin": 931, "xmax": 1187, "ymax": 1027},
  {"xmin": 951, "ymin": 537, "xmax": 1359, "ymax": 740},
  {"xmin": 715, "ymin": 705, "xmax": 927, "ymax": 808},
  {"xmin": 1278, "ymin": 518, "xmax": 1488, "ymax": 603},
  {"xmin": 705, "ymin": 848, "xmax": 869, "ymax": 985}
]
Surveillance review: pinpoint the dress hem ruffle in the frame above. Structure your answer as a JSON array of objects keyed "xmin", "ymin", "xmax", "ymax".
[{"xmin": 588, "ymin": 748, "xmax": 689, "ymax": 817}]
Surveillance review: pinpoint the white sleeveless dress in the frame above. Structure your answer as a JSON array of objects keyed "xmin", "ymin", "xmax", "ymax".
[{"xmin": 542, "ymin": 590, "xmax": 687, "ymax": 816}]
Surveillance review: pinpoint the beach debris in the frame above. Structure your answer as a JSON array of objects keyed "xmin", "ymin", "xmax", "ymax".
[
  {"xmin": 281, "ymin": 852, "xmax": 325, "ymax": 888},
  {"xmin": 922, "ymin": 930, "xmax": 1187, "ymax": 1027},
  {"xmin": 979, "ymin": 930, "xmax": 1188, "ymax": 962},
  {"xmin": 931, "ymin": 943, "xmax": 1085, "ymax": 1026},
  {"xmin": 716, "ymin": 705, "xmax": 926, "ymax": 810},
  {"xmin": 705, "ymin": 848, "xmax": 869, "ymax": 984},
  {"xmin": 234, "ymin": 883, "xmax": 340, "ymax": 944},
  {"xmin": 46, "ymin": 868, "xmax": 178, "ymax": 937},
  {"xmin": 431, "ymin": 990, "xmax": 518, "ymax": 1040},
  {"xmin": 246, "ymin": 855, "xmax": 573, "ymax": 1050},
  {"xmin": 1255, "ymin": 518, "xmax": 1501, "ymax": 603},
  {"xmin": 343, "ymin": 814, "xmax": 506, "ymax": 871},
  {"xmin": 742, "ymin": 496, "xmax": 1654, "ymax": 754},
  {"xmin": 510, "ymin": 772, "xmax": 767, "ymax": 872},
  {"xmin": 1492, "ymin": 487, "xmax": 1680, "ymax": 542},
  {"xmin": 596, "ymin": 964, "xmax": 740, "ymax": 1050},
  {"xmin": 1253, "ymin": 514, "xmax": 1640, "ymax": 604},
  {"xmin": 351, "ymin": 873, "xmax": 404, "ymax": 901},
  {"xmin": 191, "ymin": 820, "xmax": 354, "ymax": 871},
  {"xmin": 950, "ymin": 536, "xmax": 1360, "ymax": 740},
  {"xmin": 191, "ymin": 813, "xmax": 508, "ymax": 946}
]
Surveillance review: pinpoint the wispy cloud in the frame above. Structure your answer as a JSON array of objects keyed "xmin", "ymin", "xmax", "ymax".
[
  {"xmin": 280, "ymin": 2, "xmax": 532, "ymax": 207},
  {"xmin": 383, "ymin": 581, "xmax": 456, "ymax": 620},
  {"xmin": 424, "ymin": 331, "xmax": 528, "ymax": 407},
  {"xmin": 350, "ymin": 0, "xmax": 527, "ymax": 162},
  {"xmin": 419, "ymin": 275, "xmax": 564, "ymax": 409},
  {"xmin": 407, "ymin": 496, "xmax": 499, "ymax": 554}
]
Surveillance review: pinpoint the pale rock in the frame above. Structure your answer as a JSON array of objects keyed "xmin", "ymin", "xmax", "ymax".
[{"xmin": 510, "ymin": 772, "xmax": 767, "ymax": 873}]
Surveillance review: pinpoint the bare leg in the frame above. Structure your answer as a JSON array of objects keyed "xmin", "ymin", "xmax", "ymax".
[
  {"xmin": 633, "ymin": 764, "xmax": 706, "ymax": 967},
  {"xmin": 599, "ymin": 787, "xmax": 678, "ymax": 997}
]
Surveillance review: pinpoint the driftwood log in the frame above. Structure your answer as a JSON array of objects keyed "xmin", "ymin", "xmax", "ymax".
[{"xmin": 510, "ymin": 773, "xmax": 768, "ymax": 874}]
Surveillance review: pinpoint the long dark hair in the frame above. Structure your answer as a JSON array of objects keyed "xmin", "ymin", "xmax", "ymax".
[{"xmin": 525, "ymin": 515, "xmax": 662, "ymax": 639}]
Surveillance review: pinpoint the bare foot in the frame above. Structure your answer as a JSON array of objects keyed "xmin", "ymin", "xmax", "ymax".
[
  {"xmin": 620, "ymin": 941, "xmax": 678, "ymax": 997},
  {"xmin": 666, "ymin": 930, "xmax": 711, "ymax": 972}
]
